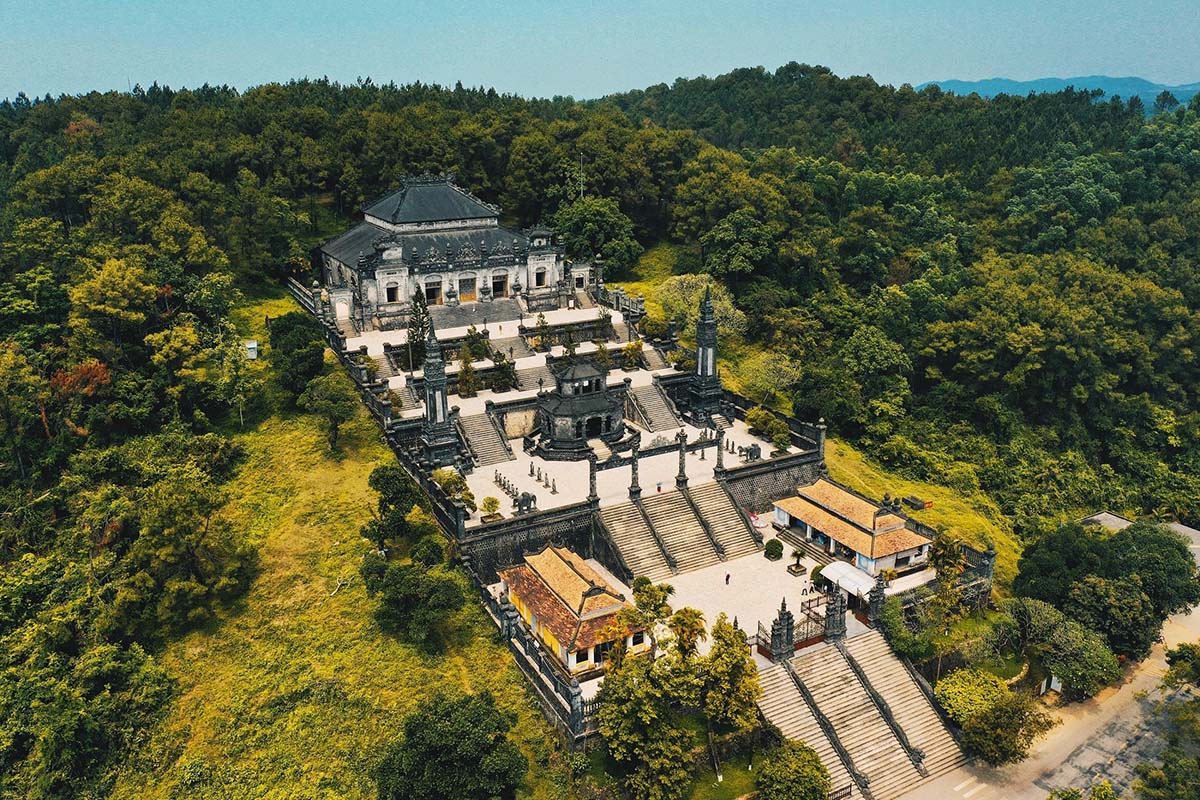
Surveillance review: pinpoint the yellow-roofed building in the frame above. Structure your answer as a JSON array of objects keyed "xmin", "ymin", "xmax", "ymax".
[
  {"xmin": 497, "ymin": 545, "xmax": 648, "ymax": 674},
  {"xmin": 773, "ymin": 478, "xmax": 932, "ymax": 576}
]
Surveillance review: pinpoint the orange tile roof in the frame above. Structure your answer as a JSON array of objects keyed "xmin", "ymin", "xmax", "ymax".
[
  {"xmin": 497, "ymin": 545, "xmax": 636, "ymax": 653},
  {"xmin": 774, "ymin": 479, "xmax": 931, "ymax": 560}
]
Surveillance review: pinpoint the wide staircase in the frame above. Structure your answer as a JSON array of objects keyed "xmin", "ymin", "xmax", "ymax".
[
  {"xmin": 630, "ymin": 384, "xmax": 679, "ymax": 431},
  {"xmin": 792, "ymin": 643, "xmax": 924, "ymax": 800},
  {"xmin": 390, "ymin": 385, "xmax": 421, "ymax": 412},
  {"xmin": 687, "ymin": 483, "xmax": 759, "ymax": 560},
  {"xmin": 517, "ymin": 363, "xmax": 555, "ymax": 391},
  {"xmin": 458, "ymin": 413, "xmax": 513, "ymax": 467},
  {"xmin": 642, "ymin": 347, "xmax": 669, "ymax": 370},
  {"xmin": 640, "ymin": 490, "xmax": 721, "ymax": 573},
  {"xmin": 598, "ymin": 501, "xmax": 672, "ymax": 582},
  {"xmin": 758, "ymin": 663, "xmax": 855, "ymax": 796},
  {"xmin": 490, "ymin": 336, "xmax": 536, "ymax": 361},
  {"xmin": 844, "ymin": 630, "xmax": 967, "ymax": 779}
]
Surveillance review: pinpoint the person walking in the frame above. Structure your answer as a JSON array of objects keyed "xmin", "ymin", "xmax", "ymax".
[{"xmin": 725, "ymin": 573, "xmax": 730, "ymax": 585}]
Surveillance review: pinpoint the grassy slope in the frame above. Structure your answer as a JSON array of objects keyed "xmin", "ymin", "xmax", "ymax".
[
  {"xmin": 111, "ymin": 296, "xmax": 565, "ymax": 800},
  {"xmin": 825, "ymin": 437, "xmax": 1020, "ymax": 591}
]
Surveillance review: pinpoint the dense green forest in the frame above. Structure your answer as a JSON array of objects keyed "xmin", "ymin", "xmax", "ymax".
[{"xmin": 2, "ymin": 62, "xmax": 1200, "ymax": 796}]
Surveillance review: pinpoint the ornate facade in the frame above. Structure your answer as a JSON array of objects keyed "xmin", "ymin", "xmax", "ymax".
[{"xmin": 320, "ymin": 174, "xmax": 575, "ymax": 330}]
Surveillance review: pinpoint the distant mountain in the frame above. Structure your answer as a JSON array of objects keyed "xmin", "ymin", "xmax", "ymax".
[{"xmin": 916, "ymin": 75, "xmax": 1200, "ymax": 112}]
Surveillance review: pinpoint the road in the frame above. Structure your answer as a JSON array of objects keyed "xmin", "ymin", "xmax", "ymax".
[{"xmin": 897, "ymin": 525, "xmax": 1200, "ymax": 800}]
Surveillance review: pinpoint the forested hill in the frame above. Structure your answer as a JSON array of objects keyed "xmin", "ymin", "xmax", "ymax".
[
  {"xmin": 2, "ymin": 64, "xmax": 1200, "ymax": 797},
  {"xmin": 597, "ymin": 62, "xmax": 1146, "ymax": 181},
  {"xmin": 917, "ymin": 75, "xmax": 1200, "ymax": 112}
]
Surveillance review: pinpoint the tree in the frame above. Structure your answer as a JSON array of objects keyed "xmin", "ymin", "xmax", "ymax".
[
  {"xmin": 668, "ymin": 607, "xmax": 706, "ymax": 658},
  {"xmin": 457, "ymin": 353, "xmax": 479, "ymax": 397},
  {"xmin": 410, "ymin": 536, "xmax": 445, "ymax": 568},
  {"xmin": 1042, "ymin": 619, "xmax": 1122, "ymax": 700},
  {"xmin": 1154, "ymin": 90, "xmax": 1180, "ymax": 114},
  {"xmin": 1013, "ymin": 523, "xmax": 1107, "ymax": 607},
  {"xmin": 374, "ymin": 691, "xmax": 527, "ymax": 800},
  {"xmin": 703, "ymin": 613, "xmax": 761, "ymax": 731},
  {"xmin": 736, "ymin": 352, "xmax": 801, "ymax": 407},
  {"xmin": 431, "ymin": 467, "xmax": 477, "ymax": 512},
  {"xmin": 934, "ymin": 668, "xmax": 1010, "ymax": 725},
  {"xmin": 298, "ymin": 372, "xmax": 359, "ymax": 450},
  {"xmin": 269, "ymin": 310, "xmax": 326, "ymax": 403},
  {"xmin": 1104, "ymin": 521, "xmax": 1200, "ymax": 620},
  {"xmin": 597, "ymin": 650, "xmax": 699, "ymax": 800},
  {"xmin": 1048, "ymin": 781, "xmax": 1121, "ymax": 800},
  {"xmin": 550, "ymin": 196, "xmax": 643, "ymax": 276},
  {"xmin": 360, "ymin": 558, "xmax": 465, "ymax": 649},
  {"xmin": 405, "ymin": 291, "xmax": 430, "ymax": 369},
  {"xmin": 654, "ymin": 274, "xmax": 747, "ymax": 342},
  {"xmin": 1065, "ymin": 574, "xmax": 1158, "ymax": 660},
  {"xmin": 755, "ymin": 741, "xmax": 832, "ymax": 800},
  {"xmin": 961, "ymin": 691, "xmax": 1055, "ymax": 766},
  {"xmin": 480, "ymin": 496, "xmax": 501, "ymax": 517},
  {"xmin": 700, "ymin": 207, "xmax": 779, "ymax": 278}
]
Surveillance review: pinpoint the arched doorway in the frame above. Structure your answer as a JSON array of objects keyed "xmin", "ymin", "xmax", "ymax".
[{"xmin": 586, "ymin": 417, "xmax": 603, "ymax": 437}]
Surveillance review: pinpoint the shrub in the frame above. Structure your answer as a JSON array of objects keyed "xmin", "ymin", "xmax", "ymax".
[
  {"xmin": 934, "ymin": 668, "xmax": 1009, "ymax": 726},
  {"xmin": 480, "ymin": 496, "xmax": 500, "ymax": 517},
  {"xmin": 961, "ymin": 692, "xmax": 1054, "ymax": 766},
  {"xmin": 878, "ymin": 596, "xmax": 934, "ymax": 661},
  {"xmin": 755, "ymin": 741, "xmax": 831, "ymax": 800},
  {"xmin": 764, "ymin": 538, "xmax": 784, "ymax": 560}
]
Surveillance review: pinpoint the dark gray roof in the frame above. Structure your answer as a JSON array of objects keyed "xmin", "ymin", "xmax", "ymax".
[
  {"xmin": 321, "ymin": 221, "xmax": 388, "ymax": 266},
  {"xmin": 363, "ymin": 179, "xmax": 499, "ymax": 225},
  {"xmin": 322, "ymin": 222, "xmax": 528, "ymax": 269},
  {"xmin": 552, "ymin": 360, "xmax": 606, "ymax": 382}
]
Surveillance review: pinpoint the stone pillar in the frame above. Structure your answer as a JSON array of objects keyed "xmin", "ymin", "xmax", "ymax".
[
  {"xmin": 356, "ymin": 345, "xmax": 371, "ymax": 384},
  {"xmin": 588, "ymin": 453, "xmax": 598, "ymax": 502},
  {"xmin": 868, "ymin": 572, "xmax": 886, "ymax": 625},
  {"xmin": 675, "ymin": 430, "xmax": 689, "ymax": 489},
  {"xmin": 568, "ymin": 678, "xmax": 585, "ymax": 737},
  {"xmin": 629, "ymin": 442, "xmax": 642, "ymax": 499},
  {"xmin": 825, "ymin": 588, "xmax": 847, "ymax": 642},
  {"xmin": 816, "ymin": 418, "xmax": 827, "ymax": 460},
  {"xmin": 714, "ymin": 427, "xmax": 726, "ymax": 476},
  {"xmin": 770, "ymin": 598, "xmax": 795, "ymax": 662}
]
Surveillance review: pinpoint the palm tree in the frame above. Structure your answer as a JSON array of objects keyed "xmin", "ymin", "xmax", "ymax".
[{"xmin": 668, "ymin": 607, "xmax": 707, "ymax": 658}]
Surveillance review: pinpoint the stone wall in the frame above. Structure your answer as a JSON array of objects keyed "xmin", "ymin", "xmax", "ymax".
[{"xmin": 724, "ymin": 451, "xmax": 825, "ymax": 513}]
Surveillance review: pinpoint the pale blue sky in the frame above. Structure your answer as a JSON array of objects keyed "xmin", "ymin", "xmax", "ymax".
[{"xmin": 1, "ymin": 0, "xmax": 1197, "ymax": 101}]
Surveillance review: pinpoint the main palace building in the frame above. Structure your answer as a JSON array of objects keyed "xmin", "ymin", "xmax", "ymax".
[{"xmin": 300, "ymin": 175, "xmax": 992, "ymax": 799}]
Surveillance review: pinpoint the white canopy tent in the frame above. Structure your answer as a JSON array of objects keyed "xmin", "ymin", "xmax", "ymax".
[{"xmin": 821, "ymin": 560, "xmax": 876, "ymax": 599}]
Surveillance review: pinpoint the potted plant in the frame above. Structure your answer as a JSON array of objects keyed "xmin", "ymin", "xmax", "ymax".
[
  {"xmin": 480, "ymin": 496, "xmax": 502, "ymax": 522},
  {"xmin": 788, "ymin": 548, "xmax": 807, "ymax": 577},
  {"xmin": 764, "ymin": 538, "xmax": 784, "ymax": 561}
]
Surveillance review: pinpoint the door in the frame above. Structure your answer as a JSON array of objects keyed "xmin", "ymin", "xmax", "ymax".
[
  {"xmin": 458, "ymin": 276, "xmax": 477, "ymax": 303},
  {"xmin": 492, "ymin": 273, "xmax": 508, "ymax": 298}
]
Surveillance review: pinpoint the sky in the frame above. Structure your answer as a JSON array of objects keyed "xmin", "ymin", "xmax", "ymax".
[{"xmin": 1, "ymin": 0, "xmax": 1198, "ymax": 101}]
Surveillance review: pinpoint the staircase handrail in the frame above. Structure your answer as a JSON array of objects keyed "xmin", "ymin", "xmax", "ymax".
[
  {"xmin": 680, "ymin": 488, "xmax": 725, "ymax": 558},
  {"xmin": 781, "ymin": 660, "xmax": 874, "ymax": 800},
  {"xmin": 715, "ymin": 479, "xmax": 764, "ymax": 545},
  {"xmin": 625, "ymin": 388, "xmax": 656, "ymax": 432},
  {"xmin": 835, "ymin": 641, "xmax": 928, "ymax": 775},
  {"xmin": 483, "ymin": 411, "xmax": 515, "ymax": 459},
  {"xmin": 455, "ymin": 416, "xmax": 483, "ymax": 467},
  {"xmin": 630, "ymin": 498, "xmax": 677, "ymax": 571}
]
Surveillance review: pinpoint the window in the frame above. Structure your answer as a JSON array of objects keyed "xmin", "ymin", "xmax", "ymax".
[
  {"xmin": 631, "ymin": 631, "xmax": 645, "ymax": 646},
  {"xmin": 576, "ymin": 649, "xmax": 589, "ymax": 664},
  {"xmin": 535, "ymin": 268, "xmax": 546, "ymax": 287},
  {"xmin": 896, "ymin": 555, "xmax": 911, "ymax": 567}
]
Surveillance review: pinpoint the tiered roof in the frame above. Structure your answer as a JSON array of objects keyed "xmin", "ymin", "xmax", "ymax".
[
  {"xmin": 774, "ymin": 478, "xmax": 930, "ymax": 559},
  {"xmin": 498, "ymin": 545, "xmax": 635, "ymax": 652}
]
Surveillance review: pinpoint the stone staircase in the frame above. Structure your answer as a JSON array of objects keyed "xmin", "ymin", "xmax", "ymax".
[
  {"xmin": 630, "ymin": 384, "xmax": 679, "ymax": 432},
  {"xmin": 758, "ymin": 663, "xmax": 855, "ymax": 796},
  {"xmin": 458, "ymin": 413, "xmax": 513, "ymax": 467},
  {"xmin": 589, "ymin": 438, "xmax": 613, "ymax": 462},
  {"xmin": 687, "ymin": 483, "xmax": 759, "ymax": 559},
  {"xmin": 640, "ymin": 490, "xmax": 721, "ymax": 573},
  {"xmin": 643, "ymin": 347, "xmax": 669, "ymax": 370},
  {"xmin": 844, "ymin": 630, "xmax": 967, "ymax": 779},
  {"xmin": 598, "ymin": 501, "xmax": 673, "ymax": 582},
  {"xmin": 574, "ymin": 290, "xmax": 595, "ymax": 309},
  {"xmin": 711, "ymin": 413, "xmax": 732, "ymax": 430},
  {"xmin": 517, "ymin": 363, "xmax": 555, "ymax": 391},
  {"xmin": 490, "ymin": 336, "xmax": 535, "ymax": 361},
  {"xmin": 792, "ymin": 643, "xmax": 924, "ymax": 800},
  {"xmin": 390, "ymin": 385, "xmax": 421, "ymax": 412}
]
